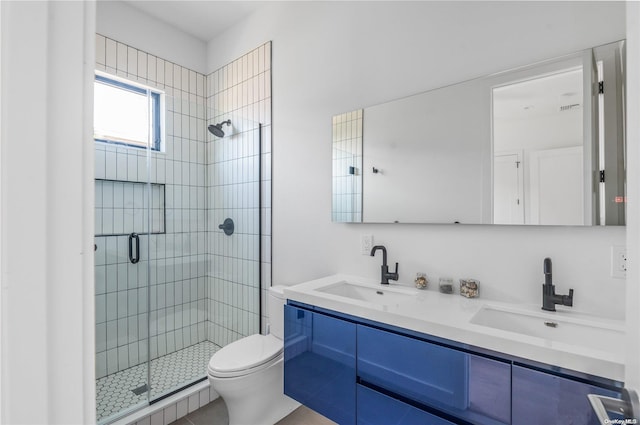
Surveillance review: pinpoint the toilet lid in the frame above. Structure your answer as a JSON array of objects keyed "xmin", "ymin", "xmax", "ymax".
[{"xmin": 208, "ymin": 334, "xmax": 282, "ymax": 375}]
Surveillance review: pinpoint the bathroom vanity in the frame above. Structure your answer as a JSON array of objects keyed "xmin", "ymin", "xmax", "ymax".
[{"xmin": 282, "ymin": 275, "xmax": 625, "ymax": 424}]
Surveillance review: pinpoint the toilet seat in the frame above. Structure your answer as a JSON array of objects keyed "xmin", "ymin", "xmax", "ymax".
[{"xmin": 208, "ymin": 334, "xmax": 283, "ymax": 378}]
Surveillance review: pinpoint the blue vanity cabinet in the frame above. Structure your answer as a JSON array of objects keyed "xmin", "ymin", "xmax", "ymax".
[
  {"xmin": 283, "ymin": 305, "xmax": 356, "ymax": 424},
  {"xmin": 357, "ymin": 325, "xmax": 511, "ymax": 425},
  {"xmin": 357, "ymin": 384, "xmax": 456, "ymax": 425},
  {"xmin": 284, "ymin": 301, "xmax": 622, "ymax": 425},
  {"xmin": 512, "ymin": 365, "xmax": 622, "ymax": 425}
]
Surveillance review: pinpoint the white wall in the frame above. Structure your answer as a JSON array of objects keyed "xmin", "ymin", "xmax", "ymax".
[
  {"xmin": 206, "ymin": 1, "xmax": 628, "ymax": 319},
  {"xmin": 96, "ymin": 0, "xmax": 207, "ymax": 74},
  {"xmin": 1, "ymin": 1, "xmax": 96, "ymax": 423}
]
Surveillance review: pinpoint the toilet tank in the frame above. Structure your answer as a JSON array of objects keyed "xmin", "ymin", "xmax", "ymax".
[{"xmin": 268, "ymin": 285, "xmax": 287, "ymax": 340}]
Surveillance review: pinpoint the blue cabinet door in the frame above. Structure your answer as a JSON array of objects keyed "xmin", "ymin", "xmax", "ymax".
[
  {"xmin": 358, "ymin": 325, "xmax": 511, "ymax": 424},
  {"xmin": 357, "ymin": 384, "xmax": 456, "ymax": 425},
  {"xmin": 512, "ymin": 365, "xmax": 622, "ymax": 425},
  {"xmin": 284, "ymin": 305, "xmax": 356, "ymax": 424}
]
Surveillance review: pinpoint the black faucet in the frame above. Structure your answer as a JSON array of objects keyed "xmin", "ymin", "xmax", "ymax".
[
  {"xmin": 370, "ymin": 245, "xmax": 399, "ymax": 285},
  {"xmin": 541, "ymin": 257, "xmax": 574, "ymax": 312}
]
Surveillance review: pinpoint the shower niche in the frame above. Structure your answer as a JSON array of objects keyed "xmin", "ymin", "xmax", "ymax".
[
  {"xmin": 94, "ymin": 35, "xmax": 272, "ymax": 424},
  {"xmin": 95, "ymin": 179, "xmax": 166, "ymax": 236}
]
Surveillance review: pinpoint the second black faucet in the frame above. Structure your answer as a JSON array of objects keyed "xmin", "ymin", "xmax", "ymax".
[{"xmin": 370, "ymin": 245, "xmax": 399, "ymax": 285}]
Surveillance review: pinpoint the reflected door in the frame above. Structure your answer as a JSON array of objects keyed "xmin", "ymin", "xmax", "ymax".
[
  {"xmin": 494, "ymin": 152, "xmax": 524, "ymax": 224},
  {"xmin": 529, "ymin": 146, "xmax": 584, "ymax": 225},
  {"xmin": 492, "ymin": 60, "xmax": 588, "ymax": 225}
]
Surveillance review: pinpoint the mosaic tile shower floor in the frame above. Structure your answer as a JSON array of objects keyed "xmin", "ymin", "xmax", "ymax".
[{"xmin": 96, "ymin": 341, "xmax": 220, "ymax": 423}]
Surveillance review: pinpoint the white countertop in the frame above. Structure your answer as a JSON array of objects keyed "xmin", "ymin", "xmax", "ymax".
[{"xmin": 283, "ymin": 274, "xmax": 625, "ymax": 383}]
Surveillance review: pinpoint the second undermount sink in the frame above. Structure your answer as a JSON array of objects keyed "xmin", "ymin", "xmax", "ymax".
[
  {"xmin": 316, "ymin": 281, "xmax": 417, "ymax": 306},
  {"xmin": 470, "ymin": 304, "xmax": 624, "ymax": 350}
]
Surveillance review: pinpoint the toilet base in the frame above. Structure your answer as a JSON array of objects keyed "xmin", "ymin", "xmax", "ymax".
[{"xmin": 209, "ymin": 358, "xmax": 300, "ymax": 425}]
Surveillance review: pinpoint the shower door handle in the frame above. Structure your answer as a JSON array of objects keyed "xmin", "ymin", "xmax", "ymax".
[{"xmin": 128, "ymin": 233, "xmax": 140, "ymax": 264}]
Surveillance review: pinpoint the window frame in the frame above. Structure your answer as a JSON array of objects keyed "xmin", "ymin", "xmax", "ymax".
[{"xmin": 94, "ymin": 73, "xmax": 164, "ymax": 152}]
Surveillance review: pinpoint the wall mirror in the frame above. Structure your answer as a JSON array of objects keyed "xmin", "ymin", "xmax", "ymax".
[{"xmin": 332, "ymin": 40, "xmax": 625, "ymax": 226}]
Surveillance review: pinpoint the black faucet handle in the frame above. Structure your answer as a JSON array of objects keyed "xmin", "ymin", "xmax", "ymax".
[
  {"xmin": 565, "ymin": 289, "xmax": 574, "ymax": 306},
  {"xmin": 391, "ymin": 262, "xmax": 399, "ymax": 280},
  {"xmin": 544, "ymin": 257, "xmax": 552, "ymax": 274},
  {"xmin": 543, "ymin": 257, "xmax": 553, "ymax": 286}
]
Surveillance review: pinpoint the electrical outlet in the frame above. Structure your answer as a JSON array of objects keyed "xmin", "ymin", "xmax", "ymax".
[
  {"xmin": 611, "ymin": 246, "xmax": 627, "ymax": 278},
  {"xmin": 361, "ymin": 234, "xmax": 373, "ymax": 255}
]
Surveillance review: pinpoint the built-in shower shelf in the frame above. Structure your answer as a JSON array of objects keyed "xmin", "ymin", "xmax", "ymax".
[{"xmin": 95, "ymin": 179, "xmax": 166, "ymax": 237}]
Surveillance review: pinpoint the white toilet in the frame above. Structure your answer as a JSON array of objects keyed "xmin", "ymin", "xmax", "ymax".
[{"xmin": 207, "ymin": 286, "xmax": 300, "ymax": 425}]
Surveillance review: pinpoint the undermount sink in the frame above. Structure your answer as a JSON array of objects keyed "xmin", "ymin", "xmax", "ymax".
[
  {"xmin": 470, "ymin": 304, "xmax": 624, "ymax": 350},
  {"xmin": 316, "ymin": 281, "xmax": 417, "ymax": 306}
]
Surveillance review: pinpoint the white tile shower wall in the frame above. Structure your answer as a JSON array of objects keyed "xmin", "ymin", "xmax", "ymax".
[
  {"xmin": 332, "ymin": 110, "xmax": 363, "ymax": 223},
  {"xmin": 95, "ymin": 181, "xmax": 165, "ymax": 236},
  {"xmin": 206, "ymin": 42, "xmax": 272, "ymax": 346},
  {"xmin": 95, "ymin": 34, "xmax": 209, "ymax": 379}
]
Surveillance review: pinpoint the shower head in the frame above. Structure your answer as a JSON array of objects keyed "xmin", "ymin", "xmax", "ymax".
[{"xmin": 208, "ymin": 119, "xmax": 232, "ymax": 138}]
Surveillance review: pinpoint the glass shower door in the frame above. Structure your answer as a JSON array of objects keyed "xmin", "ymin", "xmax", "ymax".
[
  {"xmin": 94, "ymin": 75, "xmax": 156, "ymax": 423},
  {"xmin": 94, "ymin": 169, "xmax": 154, "ymax": 423}
]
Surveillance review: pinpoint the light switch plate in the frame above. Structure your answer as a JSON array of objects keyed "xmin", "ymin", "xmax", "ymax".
[{"xmin": 361, "ymin": 235, "xmax": 373, "ymax": 256}]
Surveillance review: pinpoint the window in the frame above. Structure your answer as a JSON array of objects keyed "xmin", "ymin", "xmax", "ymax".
[{"xmin": 94, "ymin": 73, "xmax": 164, "ymax": 151}]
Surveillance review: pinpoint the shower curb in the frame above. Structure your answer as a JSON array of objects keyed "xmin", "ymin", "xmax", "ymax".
[{"xmin": 107, "ymin": 381, "xmax": 219, "ymax": 425}]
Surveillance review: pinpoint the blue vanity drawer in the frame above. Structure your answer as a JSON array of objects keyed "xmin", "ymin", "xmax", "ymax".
[
  {"xmin": 357, "ymin": 384, "xmax": 455, "ymax": 425},
  {"xmin": 512, "ymin": 365, "xmax": 622, "ymax": 425},
  {"xmin": 357, "ymin": 325, "xmax": 511, "ymax": 424},
  {"xmin": 284, "ymin": 305, "xmax": 356, "ymax": 424}
]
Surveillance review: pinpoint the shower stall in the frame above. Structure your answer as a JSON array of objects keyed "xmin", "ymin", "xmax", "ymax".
[{"xmin": 94, "ymin": 35, "xmax": 272, "ymax": 423}]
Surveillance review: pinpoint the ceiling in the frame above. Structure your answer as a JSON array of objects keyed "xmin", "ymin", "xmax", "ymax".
[
  {"xmin": 122, "ymin": 1, "xmax": 264, "ymax": 42},
  {"xmin": 493, "ymin": 68, "xmax": 584, "ymax": 119}
]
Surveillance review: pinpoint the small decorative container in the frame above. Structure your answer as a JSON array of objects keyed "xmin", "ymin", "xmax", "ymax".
[
  {"xmin": 414, "ymin": 273, "xmax": 428, "ymax": 289},
  {"xmin": 438, "ymin": 277, "xmax": 454, "ymax": 294},
  {"xmin": 460, "ymin": 279, "xmax": 479, "ymax": 298}
]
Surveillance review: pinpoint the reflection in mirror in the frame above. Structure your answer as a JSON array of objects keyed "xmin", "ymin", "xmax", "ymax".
[
  {"xmin": 492, "ymin": 40, "xmax": 625, "ymax": 225},
  {"xmin": 331, "ymin": 40, "xmax": 625, "ymax": 226},
  {"xmin": 332, "ymin": 110, "xmax": 363, "ymax": 222},
  {"xmin": 362, "ymin": 78, "xmax": 489, "ymax": 224},
  {"xmin": 595, "ymin": 41, "xmax": 626, "ymax": 225},
  {"xmin": 493, "ymin": 67, "xmax": 585, "ymax": 225}
]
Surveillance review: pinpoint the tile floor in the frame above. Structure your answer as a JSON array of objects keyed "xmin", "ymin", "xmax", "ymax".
[
  {"xmin": 170, "ymin": 398, "xmax": 336, "ymax": 425},
  {"xmin": 97, "ymin": 341, "xmax": 220, "ymax": 423}
]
